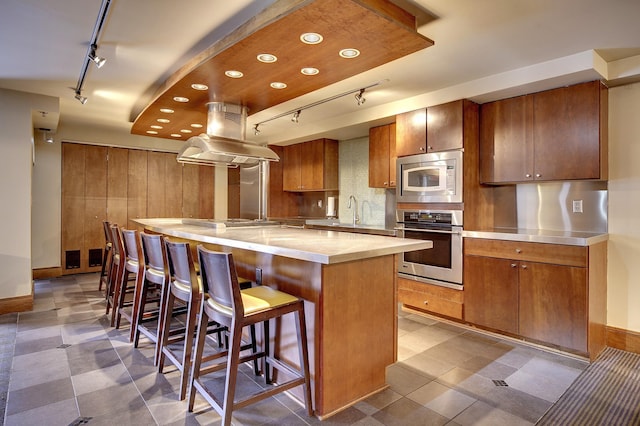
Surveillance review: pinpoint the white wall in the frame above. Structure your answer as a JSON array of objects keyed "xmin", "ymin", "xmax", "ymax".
[
  {"xmin": 607, "ymin": 81, "xmax": 640, "ymax": 333},
  {"xmin": 0, "ymin": 89, "xmax": 57, "ymax": 299}
]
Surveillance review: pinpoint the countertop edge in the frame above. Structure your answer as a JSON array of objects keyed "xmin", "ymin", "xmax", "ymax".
[{"xmin": 462, "ymin": 230, "xmax": 609, "ymax": 246}]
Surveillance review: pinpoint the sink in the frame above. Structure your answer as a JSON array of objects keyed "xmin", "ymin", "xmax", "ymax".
[{"xmin": 304, "ymin": 220, "xmax": 396, "ymax": 236}]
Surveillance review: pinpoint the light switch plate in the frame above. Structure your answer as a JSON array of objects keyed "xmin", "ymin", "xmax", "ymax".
[{"xmin": 572, "ymin": 199, "xmax": 583, "ymax": 213}]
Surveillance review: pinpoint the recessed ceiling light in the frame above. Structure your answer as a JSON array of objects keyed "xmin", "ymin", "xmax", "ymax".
[
  {"xmin": 190, "ymin": 123, "xmax": 203, "ymax": 128},
  {"xmin": 180, "ymin": 129, "xmax": 193, "ymax": 133},
  {"xmin": 160, "ymin": 108, "xmax": 174, "ymax": 113},
  {"xmin": 171, "ymin": 134, "xmax": 182, "ymax": 138},
  {"xmin": 173, "ymin": 96, "xmax": 189, "ymax": 103},
  {"xmin": 257, "ymin": 53, "xmax": 277, "ymax": 63},
  {"xmin": 300, "ymin": 33, "xmax": 323, "ymax": 44},
  {"xmin": 301, "ymin": 67, "xmax": 319, "ymax": 75},
  {"xmin": 225, "ymin": 70, "xmax": 244, "ymax": 78},
  {"xmin": 339, "ymin": 48, "xmax": 360, "ymax": 58},
  {"xmin": 146, "ymin": 130, "xmax": 158, "ymax": 135},
  {"xmin": 150, "ymin": 125, "xmax": 163, "ymax": 129},
  {"xmin": 157, "ymin": 118, "xmax": 170, "ymax": 123},
  {"xmin": 191, "ymin": 83, "xmax": 208, "ymax": 91},
  {"xmin": 270, "ymin": 82, "xmax": 287, "ymax": 89}
]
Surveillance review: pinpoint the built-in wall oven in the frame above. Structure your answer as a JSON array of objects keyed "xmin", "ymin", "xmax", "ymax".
[{"xmin": 396, "ymin": 209, "xmax": 463, "ymax": 290}]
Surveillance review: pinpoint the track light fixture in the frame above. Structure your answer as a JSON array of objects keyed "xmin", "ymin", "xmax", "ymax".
[
  {"xmin": 355, "ymin": 88, "xmax": 366, "ymax": 106},
  {"xmin": 88, "ymin": 44, "xmax": 106, "ymax": 68},
  {"xmin": 252, "ymin": 80, "xmax": 386, "ymax": 134},
  {"xmin": 253, "ymin": 124, "xmax": 261, "ymax": 135},
  {"xmin": 75, "ymin": 91, "xmax": 88, "ymax": 104},
  {"xmin": 72, "ymin": 0, "xmax": 112, "ymax": 105}
]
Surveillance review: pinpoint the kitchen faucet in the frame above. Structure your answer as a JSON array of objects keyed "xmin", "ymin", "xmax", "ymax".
[{"xmin": 347, "ymin": 195, "xmax": 360, "ymax": 225}]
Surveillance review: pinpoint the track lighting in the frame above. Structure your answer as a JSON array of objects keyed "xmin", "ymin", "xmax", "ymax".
[
  {"xmin": 253, "ymin": 124, "xmax": 261, "ymax": 135},
  {"xmin": 355, "ymin": 88, "xmax": 366, "ymax": 106},
  {"xmin": 88, "ymin": 44, "xmax": 106, "ymax": 68},
  {"xmin": 75, "ymin": 91, "xmax": 88, "ymax": 104},
  {"xmin": 291, "ymin": 110, "xmax": 301, "ymax": 123}
]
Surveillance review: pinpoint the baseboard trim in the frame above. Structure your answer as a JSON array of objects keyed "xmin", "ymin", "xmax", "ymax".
[
  {"xmin": 606, "ymin": 326, "xmax": 640, "ymax": 355},
  {"xmin": 32, "ymin": 267, "xmax": 62, "ymax": 280},
  {"xmin": 0, "ymin": 293, "xmax": 33, "ymax": 315}
]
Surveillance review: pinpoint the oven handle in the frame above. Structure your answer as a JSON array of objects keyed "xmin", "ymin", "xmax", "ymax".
[{"xmin": 395, "ymin": 227, "xmax": 462, "ymax": 236}]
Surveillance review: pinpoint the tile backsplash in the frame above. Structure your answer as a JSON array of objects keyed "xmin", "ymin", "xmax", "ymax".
[{"xmin": 338, "ymin": 136, "xmax": 388, "ymax": 226}]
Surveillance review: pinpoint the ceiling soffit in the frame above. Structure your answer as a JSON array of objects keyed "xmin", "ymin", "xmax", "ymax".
[{"xmin": 131, "ymin": 0, "xmax": 433, "ymax": 141}]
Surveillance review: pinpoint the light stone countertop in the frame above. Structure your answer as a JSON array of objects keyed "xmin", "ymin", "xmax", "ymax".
[
  {"xmin": 462, "ymin": 228, "xmax": 609, "ymax": 246},
  {"xmin": 134, "ymin": 218, "xmax": 431, "ymax": 264}
]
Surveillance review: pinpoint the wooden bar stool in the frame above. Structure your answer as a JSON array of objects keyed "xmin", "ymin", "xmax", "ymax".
[
  {"xmin": 158, "ymin": 239, "xmax": 226, "ymax": 400},
  {"xmin": 105, "ymin": 224, "xmax": 125, "ymax": 322},
  {"xmin": 111, "ymin": 228, "xmax": 143, "ymax": 330},
  {"xmin": 188, "ymin": 245, "xmax": 313, "ymax": 425},
  {"xmin": 98, "ymin": 220, "xmax": 113, "ymax": 293}
]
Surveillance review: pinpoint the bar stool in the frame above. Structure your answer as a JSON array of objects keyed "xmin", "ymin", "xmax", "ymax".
[
  {"xmin": 98, "ymin": 220, "xmax": 113, "ymax": 293},
  {"xmin": 158, "ymin": 239, "xmax": 227, "ymax": 400},
  {"xmin": 133, "ymin": 231, "xmax": 173, "ymax": 366},
  {"xmin": 105, "ymin": 224, "xmax": 125, "ymax": 322},
  {"xmin": 188, "ymin": 245, "xmax": 313, "ymax": 425},
  {"xmin": 111, "ymin": 228, "xmax": 143, "ymax": 330}
]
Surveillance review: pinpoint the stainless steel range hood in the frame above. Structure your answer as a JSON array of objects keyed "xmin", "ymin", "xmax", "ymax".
[{"xmin": 177, "ymin": 102, "xmax": 279, "ymax": 167}]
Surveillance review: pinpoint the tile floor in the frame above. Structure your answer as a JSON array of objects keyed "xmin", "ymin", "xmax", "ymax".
[{"xmin": 1, "ymin": 273, "xmax": 588, "ymax": 426}]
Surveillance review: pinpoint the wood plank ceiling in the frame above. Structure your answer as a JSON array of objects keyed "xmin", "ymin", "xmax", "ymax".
[{"xmin": 131, "ymin": 0, "xmax": 433, "ymax": 141}]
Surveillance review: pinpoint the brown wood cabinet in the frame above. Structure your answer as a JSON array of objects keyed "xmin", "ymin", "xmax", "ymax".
[
  {"xmin": 61, "ymin": 142, "xmax": 216, "ymax": 275},
  {"xmin": 480, "ymin": 80, "xmax": 608, "ymax": 184},
  {"xmin": 61, "ymin": 143, "xmax": 108, "ymax": 274},
  {"xmin": 282, "ymin": 138, "xmax": 338, "ymax": 191},
  {"xmin": 426, "ymin": 100, "xmax": 465, "ymax": 152},
  {"xmin": 464, "ymin": 237, "xmax": 607, "ymax": 359},
  {"xmin": 395, "ymin": 108, "xmax": 426, "ymax": 157},
  {"xmin": 368, "ymin": 123, "xmax": 396, "ymax": 188},
  {"xmin": 398, "ymin": 276, "xmax": 463, "ymax": 320}
]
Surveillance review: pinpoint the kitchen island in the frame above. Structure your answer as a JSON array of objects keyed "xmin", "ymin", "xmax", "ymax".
[{"xmin": 134, "ymin": 218, "xmax": 431, "ymax": 418}]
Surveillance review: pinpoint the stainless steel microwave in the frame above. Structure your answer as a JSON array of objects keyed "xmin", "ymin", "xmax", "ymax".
[{"xmin": 396, "ymin": 150, "xmax": 463, "ymax": 203}]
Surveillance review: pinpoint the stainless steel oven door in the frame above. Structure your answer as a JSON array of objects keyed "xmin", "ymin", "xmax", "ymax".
[{"xmin": 397, "ymin": 225, "xmax": 463, "ymax": 289}]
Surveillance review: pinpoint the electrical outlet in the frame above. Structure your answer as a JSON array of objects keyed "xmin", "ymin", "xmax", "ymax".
[
  {"xmin": 572, "ymin": 200, "xmax": 583, "ymax": 213},
  {"xmin": 255, "ymin": 267, "xmax": 262, "ymax": 285},
  {"xmin": 317, "ymin": 199, "xmax": 323, "ymax": 208}
]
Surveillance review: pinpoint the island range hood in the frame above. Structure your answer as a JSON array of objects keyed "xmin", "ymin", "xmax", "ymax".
[{"xmin": 177, "ymin": 102, "xmax": 279, "ymax": 167}]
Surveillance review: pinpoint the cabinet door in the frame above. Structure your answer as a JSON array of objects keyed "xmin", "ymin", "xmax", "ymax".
[
  {"xmin": 165, "ymin": 153, "xmax": 183, "ymax": 218},
  {"xmin": 426, "ymin": 100, "xmax": 464, "ymax": 152},
  {"xmin": 369, "ymin": 124, "xmax": 391, "ymax": 188},
  {"xmin": 147, "ymin": 151, "xmax": 167, "ymax": 217},
  {"xmin": 300, "ymin": 140, "xmax": 324, "ymax": 190},
  {"xmin": 395, "ymin": 109, "xmax": 426, "ymax": 156},
  {"xmin": 480, "ymin": 95, "xmax": 534, "ymax": 183},
  {"xmin": 389, "ymin": 123, "xmax": 396, "ymax": 187},
  {"xmin": 282, "ymin": 143, "xmax": 302, "ymax": 191},
  {"xmin": 533, "ymin": 81, "xmax": 601, "ymax": 180},
  {"xmin": 464, "ymin": 255, "xmax": 519, "ymax": 334},
  {"xmin": 83, "ymin": 145, "xmax": 108, "ymax": 270},
  {"xmin": 127, "ymin": 150, "xmax": 148, "ymax": 228},
  {"xmin": 61, "ymin": 143, "xmax": 86, "ymax": 272},
  {"xmin": 518, "ymin": 262, "xmax": 587, "ymax": 352},
  {"xmin": 107, "ymin": 147, "xmax": 128, "ymax": 228}
]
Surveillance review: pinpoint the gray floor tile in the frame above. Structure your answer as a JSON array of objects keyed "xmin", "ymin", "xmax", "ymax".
[
  {"xmin": 3, "ymin": 397, "xmax": 79, "ymax": 426},
  {"xmin": 5, "ymin": 377, "xmax": 75, "ymax": 416},
  {"xmin": 372, "ymin": 397, "xmax": 449, "ymax": 426},
  {"xmin": 452, "ymin": 400, "xmax": 534, "ymax": 426}
]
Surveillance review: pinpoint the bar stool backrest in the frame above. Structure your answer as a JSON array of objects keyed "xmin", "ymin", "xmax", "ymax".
[
  {"xmin": 103, "ymin": 221, "xmax": 113, "ymax": 247},
  {"xmin": 110, "ymin": 225, "xmax": 124, "ymax": 263},
  {"xmin": 122, "ymin": 229, "xmax": 142, "ymax": 267},
  {"xmin": 139, "ymin": 232, "xmax": 168, "ymax": 285},
  {"xmin": 198, "ymin": 246, "xmax": 244, "ymax": 318},
  {"xmin": 164, "ymin": 240, "xmax": 200, "ymax": 296}
]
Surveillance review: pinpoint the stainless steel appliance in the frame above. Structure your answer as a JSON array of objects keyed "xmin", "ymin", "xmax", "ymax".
[
  {"xmin": 396, "ymin": 150, "xmax": 463, "ymax": 203},
  {"xmin": 396, "ymin": 209, "xmax": 463, "ymax": 290}
]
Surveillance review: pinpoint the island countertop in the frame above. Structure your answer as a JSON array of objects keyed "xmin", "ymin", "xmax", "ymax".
[{"xmin": 134, "ymin": 218, "xmax": 431, "ymax": 264}]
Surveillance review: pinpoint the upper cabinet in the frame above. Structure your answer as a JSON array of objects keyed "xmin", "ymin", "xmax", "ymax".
[
  {"xmin": 395, "ymin": 100, "xmax": 467, "ymax": 157},
  {"xmin": 369, "ymin": 123, "xmax": 396, "ymax": 188},
  {"xmin": 282, "ymin": 138, "xmax": 338, "ymax": 191},
  {"xmin": 480, "ymin": 80, "xmax": 608, "ymax": 184},
  {"xmin": 395, "ymin": 109, "xmax": 426, "ymax": 156}
]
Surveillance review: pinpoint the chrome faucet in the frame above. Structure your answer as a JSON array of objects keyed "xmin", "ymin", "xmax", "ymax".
[{"xmin": 347, "ymin": 195, "xmax": 360, "ymax": 225}]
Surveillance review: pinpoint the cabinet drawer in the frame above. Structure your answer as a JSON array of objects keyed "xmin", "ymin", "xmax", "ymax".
[
  {"xmin": 398, "ymin": 277, "xmax": 463, "ymax": 319},
  {"xmin": 464, "ymin": 238, "xmax": 587, "ymax": 267}
]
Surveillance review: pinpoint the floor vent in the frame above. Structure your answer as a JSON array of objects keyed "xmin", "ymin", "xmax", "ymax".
[
  {"xmin": 69, "ymin": 417, "xmax": 92, "ymax": 425},
  {"xmin": 57, "ymin": 343, "xmax": 72, "ymax": 349},
  {"xmin": 493, "ymin": 379, "xmax": 509, "ymax": 387}
]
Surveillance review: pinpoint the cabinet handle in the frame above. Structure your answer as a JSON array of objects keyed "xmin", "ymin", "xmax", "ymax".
[
  {"xmin": 525, "ymin": 173, "xmax": 531, "ymax": 178},
  {"xmin": 511, "ymin": 263, "xmax": 517, "ymax": 268},
  {"xmin": 515, "ymin": 248, "xmax": 522, "ymax": 253},
  {"xmin": 390, "ymin": 181, "xmax": 395, "ymax": 185},
  {"xmin": 383, "ymin": 181, "xmax": 388, "ymax": 186},
  {"xmin": 428, "ymin": 146, "xmax": 433, "ymax": 151},
  {"xmin": 419, "ymin": 147, "xmax": 425, "ymax": 151},
  {"xmin": 423, "ymin": 300, "xmax": 429, "ymax": 305},
  {"xmin": 521, "ymin": 265, "xmax": 528, "ymax": 269},
  {"xmin": 536, "ymin": 173, "xmax": 541, "ymax": 178}
]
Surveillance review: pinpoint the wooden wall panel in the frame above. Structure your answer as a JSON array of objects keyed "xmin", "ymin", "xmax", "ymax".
[
  {"xmin": 107, "ymin": 147, "xmax": 128, "ymax": 228},
  {"xmin": 182, "ymin": 164, "xmax": 199, "ymax": 218},
  {"xmin": 83, "ymin": 145, "xmax": 107, "ymax": 270},
  {"xmin": 147, "ymin": 151, "xmax": 166, "ymax": 217},
  {"xmin": 127, "ymin": 149, "xmax": 148, "ymax": 229},
  {"xmin": 61, "ymin": 143, "xmax": 85, "ymax": 272},
  {"xmin": 165, "ymin": 154, "xmax": 183, "ymax": 218}
]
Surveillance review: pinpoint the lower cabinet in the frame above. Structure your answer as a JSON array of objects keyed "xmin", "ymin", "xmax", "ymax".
[
  {"xmin": 463, "ymin": 238, "xmax": 606, "ymax": 359},
  {"xmin": 398, "ymin": 276, "xmax": 463, "ymax": 320}
]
